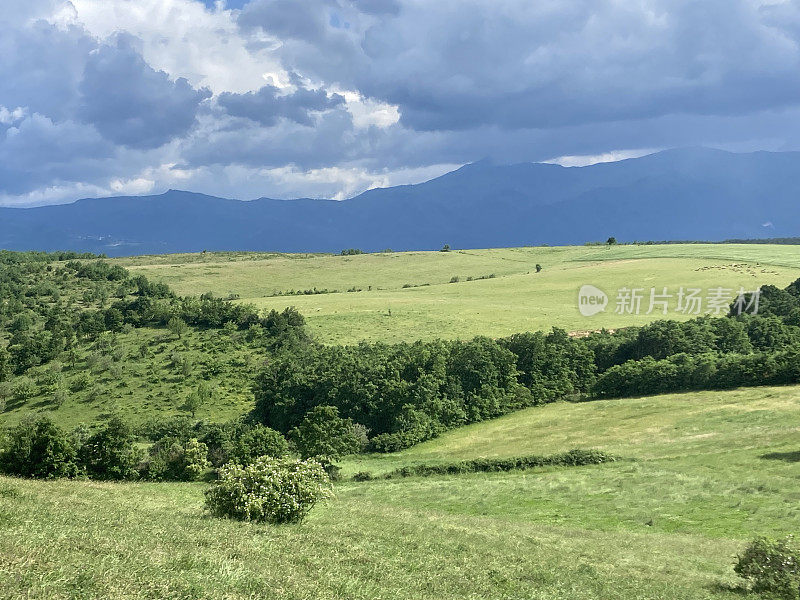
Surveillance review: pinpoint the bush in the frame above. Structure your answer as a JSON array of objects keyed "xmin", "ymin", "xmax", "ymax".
[
  {"xmin": 289, "ymin": 405, "xmax": 365, "ymax": 461},
  {"xmin": 735, "ymin": 536, "xmax": 800, "ymax": 599},
  {"xmin": 145, "ymin": 437, "xmax": 210, "ymax": 481},
  {"xmin": 70, "ymin": 372, "xmax": 92, "ymax": 392},
  {"xmin": 0, "ymin": 416, "xmax": 81, "ymax": 478},
  {"xmin": 138, "ymin": 415, "xmax": 197, "ymax": 442},
  {"xmin": 12, "ymin": 377, "xmax": 38, "ymax": 401},
  {"xmin": 204, "ymin": 457, "xmax": 333, "ymax": 524},
  {"xmin": 231, "ymin": 425, "xmax": 288, "ymax": 465},
  {"xmin": 80, "ymin": 416, "xmax": 142, "ymax": 480},
  {"xmin": 386, "ymin": 449, "xmax": 616, "ymax": 478}
]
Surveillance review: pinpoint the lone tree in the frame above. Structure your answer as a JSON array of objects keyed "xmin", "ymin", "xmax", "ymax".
[
  {"xmin": 168, "ymin": 317, "xmax": 188, "ymax": 340},
  {"xmin": 184, "ymin": 382, "xmax": 213, "ymax": 418},
  {"xmin": 606, "ymin": 237, "xmax": 617, "ymax": 246},
  {"xmin": 440, "ymin": 244, "xmax": 451, "ymax": 252}
]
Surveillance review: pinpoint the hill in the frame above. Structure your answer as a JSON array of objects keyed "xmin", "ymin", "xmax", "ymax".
[
  {"xmin": 115, "ymin": 244, "xmax": 800, "ymax": 344},
  {"xmin": 3, "ymin": 383, "xmax": 799, "ymax": 599},
  {"xmin": 3, "ymin": 148, "xmax": 800, "ymax": 255}
]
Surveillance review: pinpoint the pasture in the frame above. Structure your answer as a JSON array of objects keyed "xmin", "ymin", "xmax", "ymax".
[
  {"xmin": 117, "ymin": 244, "xmax": 800, "ymax": 344},
  {"xmin": 3, "ymin": 383, "xmax": 799, "ymax": 599}
]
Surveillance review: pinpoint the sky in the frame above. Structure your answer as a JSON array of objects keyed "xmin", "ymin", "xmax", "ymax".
[{"xmin": 3, "ymin": 0, "xmax": 800, "ymax": 206}]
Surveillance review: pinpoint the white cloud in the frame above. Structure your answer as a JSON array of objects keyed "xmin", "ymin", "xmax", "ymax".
[
  {"xmin": 4, "ymin": 0, "xmax": 800, "ymax": 205},
  {"xmin": 69, "ymin": 0, "xmax": 289, "ymax": 94}
]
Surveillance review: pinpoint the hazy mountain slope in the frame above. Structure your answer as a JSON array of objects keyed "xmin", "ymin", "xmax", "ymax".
[{"xmin": 1, "ymin": 148, "xmax": 798, "ymax": 255}]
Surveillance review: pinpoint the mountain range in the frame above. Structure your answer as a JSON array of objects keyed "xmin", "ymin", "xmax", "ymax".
[{"xmin": 1, "ymin": 147, "xmax": 798, "ymax": 256}]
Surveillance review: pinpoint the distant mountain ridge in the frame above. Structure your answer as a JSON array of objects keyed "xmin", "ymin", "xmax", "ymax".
[{"xmin": 2, "ymin": 147, "xmax": 799, "ymax": 256}]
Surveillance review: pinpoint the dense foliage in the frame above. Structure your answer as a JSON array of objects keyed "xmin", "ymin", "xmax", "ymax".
[
  {"xmin": 0, "ymin": 416, "xmax": 81, "ymax": 479},
  {"xmin": 253, "ymin": 336, "xmax": 547, "ymax": 451},
  {"xmin": 383, "ymin": 449, "xmax": 617, "ymax": 479},
  {"xmin": 0, "ymin": 253, "xmax": 308, "ymax": 381},
  {"xmin": 735, "ymin": 537, "xmax": 800, "ymax": 599},
  {"xmin": 204, "ymin": 456, "xmax": 333, "ymax": 524},
  {"xmin": 253, "ymin": 278, "xmax": 800, "ymax": 451}
]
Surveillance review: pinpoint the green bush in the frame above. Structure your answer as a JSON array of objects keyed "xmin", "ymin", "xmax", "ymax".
[
  {"xmin": 12, "ymin": 377, "xmax": 38, "ymax": 401},
  {"xmin": 289, "ymin": 405, "xmax": 365, "ymax": 461},
  {"xmin": 386, "ymin": 449, "xmax": 616, "ymax": 479},
  {"xmin": 144, "ymin": 437, "xmax": 210, "ymax": 481},
  {"xmin": 231, "ymin": 425, "xmax": 288, "ymax": 465},
  {"xmin": 735, "ymin": 536, "xmax": 800, "ymax": 599},
  {"xmin": 79, "ymin": 416, "xmax": 142, "ymax": 480},
  {"xmin": 0, "ymin": 416, "xmax": 81, "ymax": 478},
  {"xmin": 204, "ymin": 457, "xmax": 333, "ymax": 524}
]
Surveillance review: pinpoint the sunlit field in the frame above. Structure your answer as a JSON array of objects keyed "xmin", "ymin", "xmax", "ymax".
[
  {"xmin": 3, "ymin": 383, "xmax": 799, "ymax": 599},
  {"xmin": 116, "ymin": 244, "xmax": 800, "ymax": 344}
]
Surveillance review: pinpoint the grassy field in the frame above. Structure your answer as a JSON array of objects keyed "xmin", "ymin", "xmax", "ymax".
[
  {"xmin": 115, "ymin": 245, "xmax": 800, "ymax": 344},
  {"xmin": 0, "ymin": 326, "xmax": 263, "ymax": 429},
  {"xmin": 3, "ymin": 383, "xmax": 799, "ymax": 599}
]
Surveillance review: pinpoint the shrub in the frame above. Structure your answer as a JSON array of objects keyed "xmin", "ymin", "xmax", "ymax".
[
  {"xmin": 51, "ymin": 387, "xmax": 68, "ymax": 409},
  {"xmin": 289, "ymin": 405, "xmax": 365, "ymax": 461},
  {"xmin": 145, "ymin": 437, "xmax": 210, "ymax": 481},
  {"xmin": 0, "ymin": 416, "xmax": 81, "ymax": 478},
  {"xmin": 204, "ymin": 457, "xmax": 333, "ymax": 524},
  {"xmin": 183, "ymin": 438, "xmax": 211, "ymax": 480},
  {"xmin": 735, "ymin": 536, "xmax": 800, "ymax": 599},
  {"xmin": 231, "ymin": 425, "xmax": 289, "ymax": 465},
  {"xmin": 385, "ymin": 449, "xmax": 616, "ymax": 478},
  {"xmin": 12, "ymin": 377, "xmax": 38, "ymax": 402},
  {"xmin": 138, "ymin": 415, "xmax": 197, "ymax": 442},
  {"xmin": 70, "ymin": 372, "xmax": 92, "ymax": 392},
  {"xmin": 80, "ymin": 416, "xmax": 142, "ymax": 480}
]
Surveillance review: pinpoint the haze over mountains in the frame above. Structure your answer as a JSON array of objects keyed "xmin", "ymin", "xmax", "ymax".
[{"xmin": 2, "ymin": 147, "xmax": 798, "ymax": 256}]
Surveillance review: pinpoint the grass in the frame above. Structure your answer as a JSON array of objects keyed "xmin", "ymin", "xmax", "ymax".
[
  {"xmin": 115, "ymin": 244, "xmax": 800, "ymax": 344},
  {"xmin": 0, "ymin": 326, "xmax": 262, "ymax": 429},
  {"xmin": 3, "ymin": 383, "xmax": 800, "ymax": 598}
]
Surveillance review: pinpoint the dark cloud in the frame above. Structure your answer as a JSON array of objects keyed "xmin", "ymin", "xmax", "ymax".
[
  {"xmin": 241, "ymin": 0, "xmax": 800, "ymax": 132},
  {"xmin": 0, "ymin": 114, "xmax": 117, "ymax": 194},
  {"xmin": 217, "ymin": 84, "xmax": 345, "ymax": 126},
  {"xmin": 0, "ymin": 19, "xmax": 93, "ymax": 122},
  {"xmin": 78, "ymin": 36, "xmax": 212, "ymax": 149},
  {"xmin": 183, "ymin": 109, "xmax": 358, "ymax": 169},
  {"xmin": 5, "ymin": 0, "xmax": 800, "ymax": 204}
]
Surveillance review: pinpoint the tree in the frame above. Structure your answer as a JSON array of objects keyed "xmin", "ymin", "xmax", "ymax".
[
  {"xmin": 289, "ymin": 405, "xmax": 364, "ymax": 462},
  {"xmin": 184, "ymin": 382, "xmax": 212, "ymax": 417},
  {"xmin": 231, "ymin": 425, "xmax": 289, "ymax": 465},
  {"xmin": 440, "ymin": 244, "xmax": 451, "ymax": 252},
  {"xmin": 168, "ymin": 317, "xmax": 188, "ymax": 340},
  {"xmin": 0, "ymin": 416, "xmax": 80, "ymax": 478},
  {"xmin": 606, "ymin": 237, "xmax": 617, "ymax": 246},
  {"xmin": 80, "ymin": 416, "xmax": 142, "ymax": 480},
  {"xmin": 0, "ymin": 347, "xmax": 10, "ymax": 382}
]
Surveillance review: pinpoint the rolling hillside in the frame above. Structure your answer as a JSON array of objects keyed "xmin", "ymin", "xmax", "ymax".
[
  {"xmin": 3, "ymin": 148, "xmax": 800, "ymax": 255},
  {"xmin": 117, "ymin": 244, "xmax": 800, "ymax": 344},
  {"xmin": 3, "ymin": 383, "xmax": 799, "ymax": 599}
]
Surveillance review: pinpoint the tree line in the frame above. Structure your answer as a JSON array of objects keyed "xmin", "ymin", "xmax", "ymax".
[{"xmin": 250, "ymin": 279, "xmax": 800, "ymax": 451}]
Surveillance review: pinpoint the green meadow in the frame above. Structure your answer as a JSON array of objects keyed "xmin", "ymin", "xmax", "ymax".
[
  {"xmin": 116, "ymin": 244, "xmax": 800, "ymax": 344},
  {"xmin": 3, "ymin": 383, "xmax": 799, "ymax": 599},
  {"xmin": 3, "ymin": 244, "xmax": 800, "ymax": 599}
]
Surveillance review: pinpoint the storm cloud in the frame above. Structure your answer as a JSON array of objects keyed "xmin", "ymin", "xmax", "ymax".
[{"xmin": 2, "ymin": 0, "xmax": 800, "ymax": 205}]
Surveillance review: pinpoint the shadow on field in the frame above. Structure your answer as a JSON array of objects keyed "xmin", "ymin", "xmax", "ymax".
[
  {"xmin": 761, "ymin": 451, "xmax": 800, "ymax": 463},
  {"xmin": 708, "ymin": 582, "xmax": 749, "ymax": 597}
]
